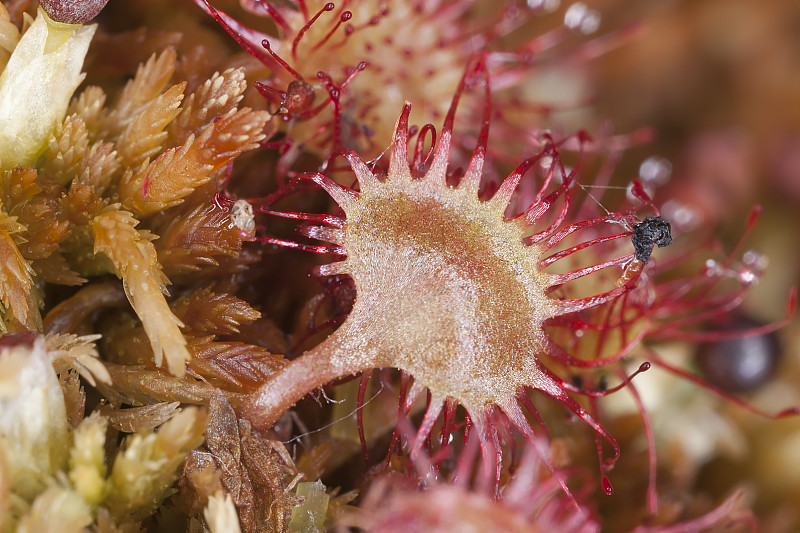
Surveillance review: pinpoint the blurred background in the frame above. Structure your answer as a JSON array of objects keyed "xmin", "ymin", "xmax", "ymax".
[{"xmin": 588, "ymin": 1, "xmax": 800, "ymax": 529}]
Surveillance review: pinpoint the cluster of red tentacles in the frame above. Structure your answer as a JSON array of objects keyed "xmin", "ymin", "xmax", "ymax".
[
  {"xmin": 196, "ymin": 0, "xmax": 643, "ymax": 177},
  {"xmin": 203, "ymin": 2, "xmax": 798, "ymax": 524}
]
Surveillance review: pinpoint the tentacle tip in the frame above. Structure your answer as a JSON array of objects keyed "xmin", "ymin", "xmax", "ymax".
[
  {"xmin": 787, "ymin": 287, "xmax": 797, "ymax": 314},
  {"xmin": 601, "ymin": 476, "xmax": 614, "ymax": 495},
  {"xmin": 778, "ymin": 406, "xmax": 800, "ymax": 418}
]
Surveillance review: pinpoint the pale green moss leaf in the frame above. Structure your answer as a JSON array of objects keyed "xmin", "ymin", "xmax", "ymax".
[
  {"xmin": 105, "ymin": 407, "xmax": 206, "ymax": 521},
  {"xmin": 0, "ymin": 338, "xmax": 69, "ymax": 502},
  {"xmin": 68, "ymin": 412, "xmax": 108, "ymax": 507},
  {"xmin": 15, "ymin": 485, "xmax": 92, "ymax": 533},
  {"xmin": 0, "ymin": 9, "xmax": 95, "ymax": 167},
  {"xmin": 289, "ymin": 481, "xmax": 329, "ymax": 533}
]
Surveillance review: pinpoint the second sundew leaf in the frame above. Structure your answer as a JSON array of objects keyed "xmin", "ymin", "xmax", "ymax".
[
  {"xmin": 238, "ymin": 55, "xmax": 676, "ymax": 507},
  {"xmin": 91, "ymin": 206, "xmax": 190, "ymax": 376}
]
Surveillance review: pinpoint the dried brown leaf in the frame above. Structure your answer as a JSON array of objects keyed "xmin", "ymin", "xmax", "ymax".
[
  {"xmin": 44, "ymin": 281, "xmax": 125, "ymax": 334},
  {"xmin": 92, "ymin": 206, "xmax": 189, "ymax": 375},
  {"xmin": 97, "ymin": 402, "xmax": 181, "ymax": 433},
  {"xmin": 188, "ymin": 338, "xmax": 285, "ymax": 390},
  {"xmin": 116, "ymin": 82, "xmax": 186, "ymax": 167},
  {"xmin": 206, "ymin": 392, "xmax": 245, "ymax": 501},
  {"xmin": 239, "ymin": 418, "xmax": 301, "ymax": 532},
  {"xmin": 99, "ymin": 362, "xmax": 221, "ymax": 406},
  {"xmin": 31, "ymin": 252, "xmax": 86, "ymax": 286},
  {"xmin": 58, "ymin": 369, "xmax": 86, "ymax": 429},
  {"xmin": 156, "ymin": 201, "xmax": 246, "ymax": 277},
  {"xmin": 172, "ymin": 288, "xmax": 260, "ymax": 336},
  {"xmin": 180, "ymin": 394, "xmax": 299, "ymax": 533},
  {"xmin": 119, "ymin": 107, "xmax": 270, "ymax": 214}
]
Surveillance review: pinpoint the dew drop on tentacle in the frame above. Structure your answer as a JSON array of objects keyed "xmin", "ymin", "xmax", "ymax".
[
  {"xmin": 601, "ymin": 475, "xmax": 614, "ymax": 495},
  {"xmin": 564, "ymin": 2, "xmax": 601, "ymax": 35},
  {"xmin": 638, "ymin": 156, "xmax": 672, "ymax": 188}
]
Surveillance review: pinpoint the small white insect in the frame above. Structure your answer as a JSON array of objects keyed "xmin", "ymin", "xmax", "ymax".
[{"xmin": 229, "ymin": 199, "xmax": 255, "ymax": 235}]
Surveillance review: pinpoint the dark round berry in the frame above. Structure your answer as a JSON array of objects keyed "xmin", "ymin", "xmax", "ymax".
[{"xmin": 696, "ymin": 315, "xmax": 781, "ymax": 393}]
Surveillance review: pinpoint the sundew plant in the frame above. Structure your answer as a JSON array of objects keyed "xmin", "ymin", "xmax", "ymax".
[{"xmin": 0, "ymin": 0, "xmax": 797, "ymax": 532}]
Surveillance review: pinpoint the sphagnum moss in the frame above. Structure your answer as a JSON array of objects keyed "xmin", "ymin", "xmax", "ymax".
[{"xmin": 0, "ymin": 2, "xmax": 292, "ymax": 530}]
